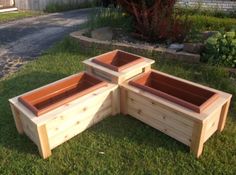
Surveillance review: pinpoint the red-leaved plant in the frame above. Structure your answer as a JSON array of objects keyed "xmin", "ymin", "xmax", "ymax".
[{"xmin": 117, "ymin": 0, "xmax": 190, "ymax": 43}]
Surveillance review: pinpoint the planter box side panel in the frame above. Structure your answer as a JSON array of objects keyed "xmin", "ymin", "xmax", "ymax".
[
  {"xmin": 127, "ymin": 90, "xmax": 194, "ymax": 146},
  {"xmin": 86, "ymin": 63, "xmax": 151, "ymax": 84},
  {"xmin": 203, "ymin": 106, "xmax": 222, "ymax": 142},
  {"xmin": 87, "ymin": 66, "xmax": 116, "ymax": 82},
  {"xmin": 46, "ymin": 90, "xmax": 113, "ymax": 149}
]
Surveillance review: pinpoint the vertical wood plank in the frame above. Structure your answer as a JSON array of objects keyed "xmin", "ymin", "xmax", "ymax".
[
  {"xmin": 218, "ymin": 100, "xmax": 231, "ymax": 132},
  {"xmin": 120, "ymin": 87, "xmax": 128, "ymax": 115},
  {"xmin": 37, "ymin": 125, "xmax": 51, "ymax": 159},
  {"xmin": 190, "ymin": 121, "xmax": 206, "ymax": 158},
  {"xmin": 10, "ymin": 104, "xmax": 24, "ymax": 134},
  {"xmin": 111, "ymin": 88, "xmax": 120, "ymax": 115}
]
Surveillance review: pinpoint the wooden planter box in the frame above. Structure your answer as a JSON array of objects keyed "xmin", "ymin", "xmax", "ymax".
[
  {"xmin": 121, "ymin": 70, "xmax": 232, "ymax": 157},
  {"xmin": 83, "ymin": 50, "xmax": 155, "ymax": 84},
  {"xmin": 9, "ymin": 72, "xmax": 119, "ymax": 159}
]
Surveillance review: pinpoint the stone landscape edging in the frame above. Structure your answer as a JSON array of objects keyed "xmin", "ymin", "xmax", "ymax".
[
  {"xmin": 70, "ymin": 29, "xmax": 236, "ymax": 77},
  {"xmin": 70, "ymin": 29, "xmax": 201, "ymax": 63}
]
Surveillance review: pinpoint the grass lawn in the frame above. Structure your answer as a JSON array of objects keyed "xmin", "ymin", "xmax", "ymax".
[
  {"xmin": 0, "ymin": 11, "xmax": 42, "ymax": 23},
  {"xmin": 0, "ymin": 38, "xmax": 235, "ymax": 174}
]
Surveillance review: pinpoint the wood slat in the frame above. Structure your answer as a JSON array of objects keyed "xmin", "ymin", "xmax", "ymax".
[
  {"xmin": 128, "ymin": 91, "xmax": 194, "ymax": 127},
  {"xmin": 49, "ymin": 107, "xmax": 112, "ymax": 149},
  {"xmin": 46, "ymin": 95, "xmax": 111, "ymax": 137},
  {"xmin": 127, "ymin": 98, "xmax": 193, "ymax": 137},
  {"xmin": 128, "ymin": 106, "xmax": 191, "ymax": 146}
]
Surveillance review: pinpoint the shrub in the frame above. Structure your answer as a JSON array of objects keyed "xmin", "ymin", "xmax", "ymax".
[
  {"xmin": 117, "ymin": 0, "xmax": 190, "ymax": 43},
  {"xmin": 85, "ymin": 7, "xmax": 133, "ymax": 31},
  {"xmin": 44, "ymin": 1, "xmax": 99, "ymax": 13},
  {"xmin": 175, "ymin": 6, "xmax": 236, "ymax": 19},
  {"xmin": 202, "ymin": 30, "xmax": 236, "ymax": 68},
  {"xmin": 187, "ymin": 15, "xmax": 236, "ymax": 32}
]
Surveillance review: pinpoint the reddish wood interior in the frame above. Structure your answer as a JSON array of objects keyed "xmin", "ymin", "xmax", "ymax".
[
  {"xmin": 129, "ymin": 71, "xmax": 219, "ymax": 113},
  {"xmin": 92, "ymin": 50, "xmax": 144, "ymax": 72},
  {"xmin": 19, "ymin": 73, "xmax": 107, "ymax": 116}
]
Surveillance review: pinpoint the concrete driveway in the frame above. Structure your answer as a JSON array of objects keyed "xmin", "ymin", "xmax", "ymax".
[{"xmin": 0, "ymin": 8, "xmax": 94, "ymax": 78}]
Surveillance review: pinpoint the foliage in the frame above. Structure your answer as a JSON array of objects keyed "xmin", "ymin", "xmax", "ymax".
[
  {"xmin": 0, "ymin": 11, "xmax": 42, "ymax": 23},
  {"xmin": 117, "ymin": 0, "xmax": 190, "ymax": 43},
  {"xmin": 175, "ymin": 6, "xmax": 236, "ymax": 19},
  {"xmin": 44, "ymin": 1, "xmax": 99, "ymax": 13},
  {"xmin": 202, "ymin": 30, "xmax": 236, "ymax": 68},
  {"xmin": 186, "ymin": 15, "xmax": 236, "ymax": 32},
  {"xmin": 0, "ymin": 38, "xmax": 236, "ymax": 174},
  {"xmin": 85, "ymin": 7, "xmax": 133, "ymax": 32}
]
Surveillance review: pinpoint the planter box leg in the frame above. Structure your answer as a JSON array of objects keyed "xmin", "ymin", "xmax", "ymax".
[
  {"xmin": 191, "ymin": 122, "xmax": 206, "ymax": 158},
  {"xmin": 120, "ymin": 87, "xmax": 127, "ymax": 115},
  {"xmin": 37, "ymin": 125, "xmax": 51, "ymax": 159},
  {"xmin": 10, "ymin": 104, "xmax": 24, "ymax": 134},
  {"xmin": 111, "ymin": 88, "xmax": 120, "ymax": 115},
  {"xmin": 218, "ymin": 101, "xmax": 230, "ymax": 132}
]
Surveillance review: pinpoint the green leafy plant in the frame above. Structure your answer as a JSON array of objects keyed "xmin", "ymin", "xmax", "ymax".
[
  {"xmin": 86, "ymin": 7, "xmax": 133, "ymax": 32},
  {"xmin": 202, "ymin": 30, "xmax": 236, "ymax": 68},
  {"xmin": 44, "ymin": 1, "xmax": 99, "ymax": 13},
  {"xmin": 186, "ymin": 15, "xmax": 236, "ymax": 32}
]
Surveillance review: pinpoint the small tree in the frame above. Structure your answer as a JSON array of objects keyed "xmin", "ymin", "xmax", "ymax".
[{"xmin": 117, "ymin": 0, "xmax": 189, "ymax": 43}]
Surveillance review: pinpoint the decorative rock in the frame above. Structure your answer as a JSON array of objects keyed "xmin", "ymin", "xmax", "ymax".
[
  {"xmin": 168, "ymin": 43, "xmax": 184, "ymax": 52},
  {"xmin": 183, "ymin": 43, "xmax": 204, "ymax": 54},
  {"xmin": 91, "ymin": 27, "xmax": 113, "ymax": 41}
]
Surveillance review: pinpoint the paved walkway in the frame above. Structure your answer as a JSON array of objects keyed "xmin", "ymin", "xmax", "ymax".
[{"xmin": 0, "ymin": 8, "xmax": 94, "ymax": 78}]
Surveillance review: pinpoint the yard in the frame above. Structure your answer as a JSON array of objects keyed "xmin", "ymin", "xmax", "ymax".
[
  {"xmin": 0, "ymin": 38, "xmax": 235, "ymax": 174},
  {"xmin": 0, "ymin": 11, "xmax": 42, "ymax": 23}
]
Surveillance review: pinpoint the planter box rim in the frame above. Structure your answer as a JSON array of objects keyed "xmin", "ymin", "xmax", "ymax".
[
  {"xmin": 129, "ymin": 71, "xmax": 219, "ymax": 113},
  {"xmin": 18, "ymin": 72, "xmax": 107, "ymax": 117},
  {"xmin": 83, "ymin": 50, "xmax": 155, "ymax": 77},
  {"xmin": 92, "ymin": 50, "xmax": 145, "ymax": 72}
]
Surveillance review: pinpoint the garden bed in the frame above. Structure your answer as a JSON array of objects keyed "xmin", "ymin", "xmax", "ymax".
[
  {"xmin": 8, "ymin": 49, "xmax": 233, "ymax": 159},
  {"xmin": 18, "ymin": 73, "xmax": 107, "ymax": 116},
  {"xmin": 83, "ymin": 49, "xmax": 155, "ymax": 84},
  {"xmin": 70, "ymin": 29, "xmax": 201, "ymax": 63},
  {"xmin": 121, "ymin": 69, "xmax": 232, "ymax": 157},
  {"xmin": 9, "ymin": 72, "xmax": 119, "ymax": 159}
]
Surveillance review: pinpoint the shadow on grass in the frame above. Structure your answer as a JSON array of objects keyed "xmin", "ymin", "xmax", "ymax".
[
  {"xmin": 0, "ymin": 71, "xmax": 67, "ymax": 157},
  {"xmin": 89, "ymin": 114, "xmax": 190, "ymax": 156}
]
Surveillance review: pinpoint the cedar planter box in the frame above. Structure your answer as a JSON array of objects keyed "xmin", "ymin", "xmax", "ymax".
[
  {"xmin": 18, "ymin": 73, "xmax": 107, "ymax": 116},
  {"xmin": 9, "ymin": 72, "xmax": 119, "ymax": 159},
  {"xmin": 83, "ymin": 50, "xmax": 155, "ymax": 84},
  {"xmin": 121, "ymin": 70, "xmax": 232, "ymax": 157}
]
